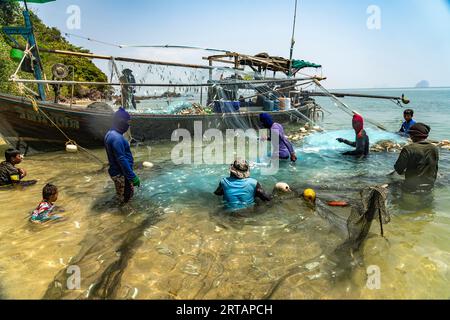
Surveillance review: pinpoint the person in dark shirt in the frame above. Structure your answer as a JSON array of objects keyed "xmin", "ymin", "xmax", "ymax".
[
  {"xmin": 337, "ymin": 114, "xmax": 370, "ymax": 157},
  {"xmin": 214, "ymin": 159, "xmax": 271, "ymax": 210},
  {"xmin": 104, "ymin": 107, "xmax": 140, "ymax": 203},
  {"xmin": 394, "ymin": 123, "xmax": 439, "ymax": 191},
  {"xmin": 0, "ymin": 148, "xmax": 27, "ymax": 186},
  {"xmin": 399, "ymin": 109, "xmax": 417, "ymax": 137}
]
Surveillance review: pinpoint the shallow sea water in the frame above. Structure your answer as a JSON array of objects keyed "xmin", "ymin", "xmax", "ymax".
[{"xmin": 0, "ymin": 88, "xmax": 449, "ymax": 299}]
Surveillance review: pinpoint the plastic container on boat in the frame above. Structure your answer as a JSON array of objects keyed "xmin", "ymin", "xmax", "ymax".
[
  {"xmin": 263, "ymin": 99, "xmax": 275, "ymax": 111},
  {"xmin": 10, "ymin": 49, "xmax": 24, "ymax": 63},
  {"xmin": 213, "ymin": 101, "xmax": 240, "ymax": 113},
  {"xmin": 273, "ymin": 99, "xmax": 280, "ymax": 111},
  {"xmin": 279, "ymin": 98, "xmax": 291, "ymax": 110}
]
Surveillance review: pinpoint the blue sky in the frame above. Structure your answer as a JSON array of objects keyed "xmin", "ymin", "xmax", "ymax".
[{"xmin": 25, "ymin": 0, "xmax": 450, "ymax": 89}]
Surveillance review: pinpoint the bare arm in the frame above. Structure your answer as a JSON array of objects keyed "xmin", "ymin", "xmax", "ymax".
[
  {"xmin": 214, "ymin": 183, "xmax": 224, "ymax": 196},
  {"xmin": 255, "ymin": 182, "xmax": 272, "ymax": 202}
]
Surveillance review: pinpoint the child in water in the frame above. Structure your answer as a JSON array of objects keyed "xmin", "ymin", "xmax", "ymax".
[{"xmin": 30, "ymin": 184, "xmax": 62, "ymax": 224}]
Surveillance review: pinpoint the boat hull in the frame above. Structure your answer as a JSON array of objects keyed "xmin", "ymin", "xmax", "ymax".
[{"xmin": 0, "ymin": 93, "xmax": 309, "ymax": 153}]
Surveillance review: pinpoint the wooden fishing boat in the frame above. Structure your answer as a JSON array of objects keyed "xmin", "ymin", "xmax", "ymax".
[
  {"xmin": 0, "ymin": 92, "xmax": 312, "ymax": 152},
  {"xmin": 0, "ymin": 0, "xmax": 409, "ymax": 153}
]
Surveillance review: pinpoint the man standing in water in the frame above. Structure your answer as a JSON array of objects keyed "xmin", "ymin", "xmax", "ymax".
[
  {"xmin": 337, "ymin": 114, "xmax": 370, "ymax": 157},
  {"xmin": 399, "ymin": 109, "xmax": 417, "ymax": 137},
  {"xmin": 0, "ymin": 148, "xmax": 27, "ymax": 186},
  {"xmin": 394, "ymin": 123, "xmax": 439, "ymax": 191},
  {"xmin": 105, "ymin": 107, "xmax": 140, "ymax": 203}
]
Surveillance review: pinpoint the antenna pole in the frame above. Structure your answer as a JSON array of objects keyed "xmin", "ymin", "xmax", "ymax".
[{"xmin": 288, "ymin": 0, "xmax": 298, "ymax": 77}]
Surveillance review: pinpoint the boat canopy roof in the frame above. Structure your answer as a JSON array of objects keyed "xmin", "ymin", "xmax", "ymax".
[{"xmin": 205, "ymin": 52, "xmax": 321, "ymax": 76}]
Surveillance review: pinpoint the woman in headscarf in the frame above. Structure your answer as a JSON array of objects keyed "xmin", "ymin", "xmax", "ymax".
[
  {"xmin": 259, "ymin": 113, "xmax": 297, "ymax": 162},
  {"xmin": 394, "ymin": 123, "xmax": 439, "ymax": 191},
  {"xmin": 337, "ymin": 114, "xmax": 370, "ymax": 157}
]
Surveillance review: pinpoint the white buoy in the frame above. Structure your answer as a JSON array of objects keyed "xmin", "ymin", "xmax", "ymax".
[
  {"xmin": 66, "ymin": 144, "xmax": 78, "ymax": 153},
  {"xmin": 275, "ymin": 182, "xmax": 291, "ymax": 193},
  {"xmin": 313, "ymin": 125, "xmax": 323, "ymax": 132},
  {"xmin": 143, "ymin": 161, "xmax": 154, "ymax": 168}
]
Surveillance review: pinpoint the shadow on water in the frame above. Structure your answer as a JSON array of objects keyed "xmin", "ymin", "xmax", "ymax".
[{"xmin": 43, "ymin": 193, "xmax": 163, "ymax": 299}]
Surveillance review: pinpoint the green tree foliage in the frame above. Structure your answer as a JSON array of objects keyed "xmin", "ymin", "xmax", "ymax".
[{"xmin": 0, "ymin": 1, "xmax": 109, "ymax": 99}]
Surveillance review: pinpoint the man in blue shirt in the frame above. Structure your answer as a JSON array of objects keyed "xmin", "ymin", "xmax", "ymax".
[
  {"xmin": 214, "ymin": 159, "xmax": 271, "ymax": 210},
  {"xmin": 104, "ymin": 108, "xmax": 140, "ymax": 203},
  {"xmin": 399, "ymin": 109, "xmax": 417, "ymax": 137}
]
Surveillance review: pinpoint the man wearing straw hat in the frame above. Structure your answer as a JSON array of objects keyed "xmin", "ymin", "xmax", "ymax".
[{"xmin": 214, "ymin": 159, "xmax": 272, "ymax": 210}]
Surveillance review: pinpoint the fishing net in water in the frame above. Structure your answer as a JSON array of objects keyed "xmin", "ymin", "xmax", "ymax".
[{"xmin": 317, "ymin": 185, "xmax": 390, "ymax": 275}]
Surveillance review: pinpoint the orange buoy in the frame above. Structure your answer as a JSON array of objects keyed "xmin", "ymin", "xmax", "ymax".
[{"xmin": 327, "ymin": 201, "xmax": 349, "ymax": 207}]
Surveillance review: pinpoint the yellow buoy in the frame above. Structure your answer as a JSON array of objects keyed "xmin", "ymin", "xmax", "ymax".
[{"xmin": 303, "ymin": 188, "xmax": 316, "ymax": 203}]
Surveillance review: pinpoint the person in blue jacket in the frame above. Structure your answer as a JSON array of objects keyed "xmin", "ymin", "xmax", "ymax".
[
  {"xmin": 399, "ymin": 109, "xmax": 417, "ymax": 137},
  {"xmin": 104, "ymin": 107, "xmax": 140, "ymax": 203},
  {"xmin": 214, "ymin": 159, "xmax": 271, "ymax": 210}
]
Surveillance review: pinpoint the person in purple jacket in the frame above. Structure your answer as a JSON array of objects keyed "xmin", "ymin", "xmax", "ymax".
[
  {"xmin": 259, "ymin": 113, "xmax": 297, "ymax": 162},
  {"xmin": 104, "ymin": 107, "xmax": 140, "ymax": 203}
]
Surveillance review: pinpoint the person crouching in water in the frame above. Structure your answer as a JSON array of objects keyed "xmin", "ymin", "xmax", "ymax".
[
  {"xmin": 394, "ymin": 123, "xmax": 439, "ymax": 192},
  {"xmin": 337, "ymin": 114, "xmax": 369, "ymax": 157},
  {"xmin": 214, "ymin": 160, "xmax": 272, "ymax": 210},
  {"xmin": 104, "ymin": 107, "xmax": 140, "ymax": 204},
  {"xmin": 259, "ymin": 113, "xmax": 297, "ymax": 162},
  {"xmin": 30, "ymin": 184, "xmax": 62, "ymax": 223},
  {"xmin": 0, "ymin": 148, "xmax": 27, "ymax": 186}
]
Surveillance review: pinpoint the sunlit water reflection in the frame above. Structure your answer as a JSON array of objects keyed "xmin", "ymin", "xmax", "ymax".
[{"xmin": 0, "ymin": 89, "xmax": 449, "ymax": 299}]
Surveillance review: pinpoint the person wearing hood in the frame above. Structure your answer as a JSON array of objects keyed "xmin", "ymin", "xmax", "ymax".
[
  {"xmin": 394, "ymin": 123, "xmax": 439, "ymax": 191},
  {"xmin": 337, "ymin": 114, "xmax": 370, "ymax": 157},
  {"xmin": 214, "ymin": 159, "xmax": 271, "ymax": 210},
  {"xmin": 259, "ymin": 113, "xmax": 297, "ymax": 162},
  {"xmin": 104, "ymin": 107, "xmax": 140, "ymax": 203}
]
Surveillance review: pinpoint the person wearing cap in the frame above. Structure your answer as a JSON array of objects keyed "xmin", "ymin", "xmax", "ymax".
[
  {"xmin": 259, "ymin": 113, "xmax": 297, "ymax": 162},
  {"xmin": 104, "ymin": 107, "xmax": 140, "ymax": 203},
  {"xmin": 0, "ymin": 148, "xmax": 27, "ymax": 186},
  {"xmin": 214, "ymin": 160, "xmax": 272, "ymax": 210},
  {"xmin": 399, "ymin": 109, "xmax": 417, "ymax": 137},
  {"xmin": 394, "ymin": 123, "xmax": 439, "ymax": 191},
  {"xmin": 337, "ymin": 114, "xmax": 370, "ymax": 157}
]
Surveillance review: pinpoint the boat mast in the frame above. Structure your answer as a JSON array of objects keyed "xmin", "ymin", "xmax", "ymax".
[
  {"xmin": 2, "ymin": 0, "xmax": 46, "ymax": 100},
  {"xmin": 288, "ymin": 0, "xmax": 298, "ymax": 77}
]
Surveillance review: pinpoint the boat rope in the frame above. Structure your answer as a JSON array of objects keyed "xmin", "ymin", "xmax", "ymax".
[
  {"xmin": 10, "ymin": 77, "xmax": 319, "ymax": 88},
  {"xmin": 313, "ymin": 79, "xmax": 389, "ymax": 131},
  {"xmin": 13, "ymin": 67, "xmax": 105, "ymax": 166},
  {"xmin": 63, "ymin": 32, "xmax": 230, "ymax": 52}
]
